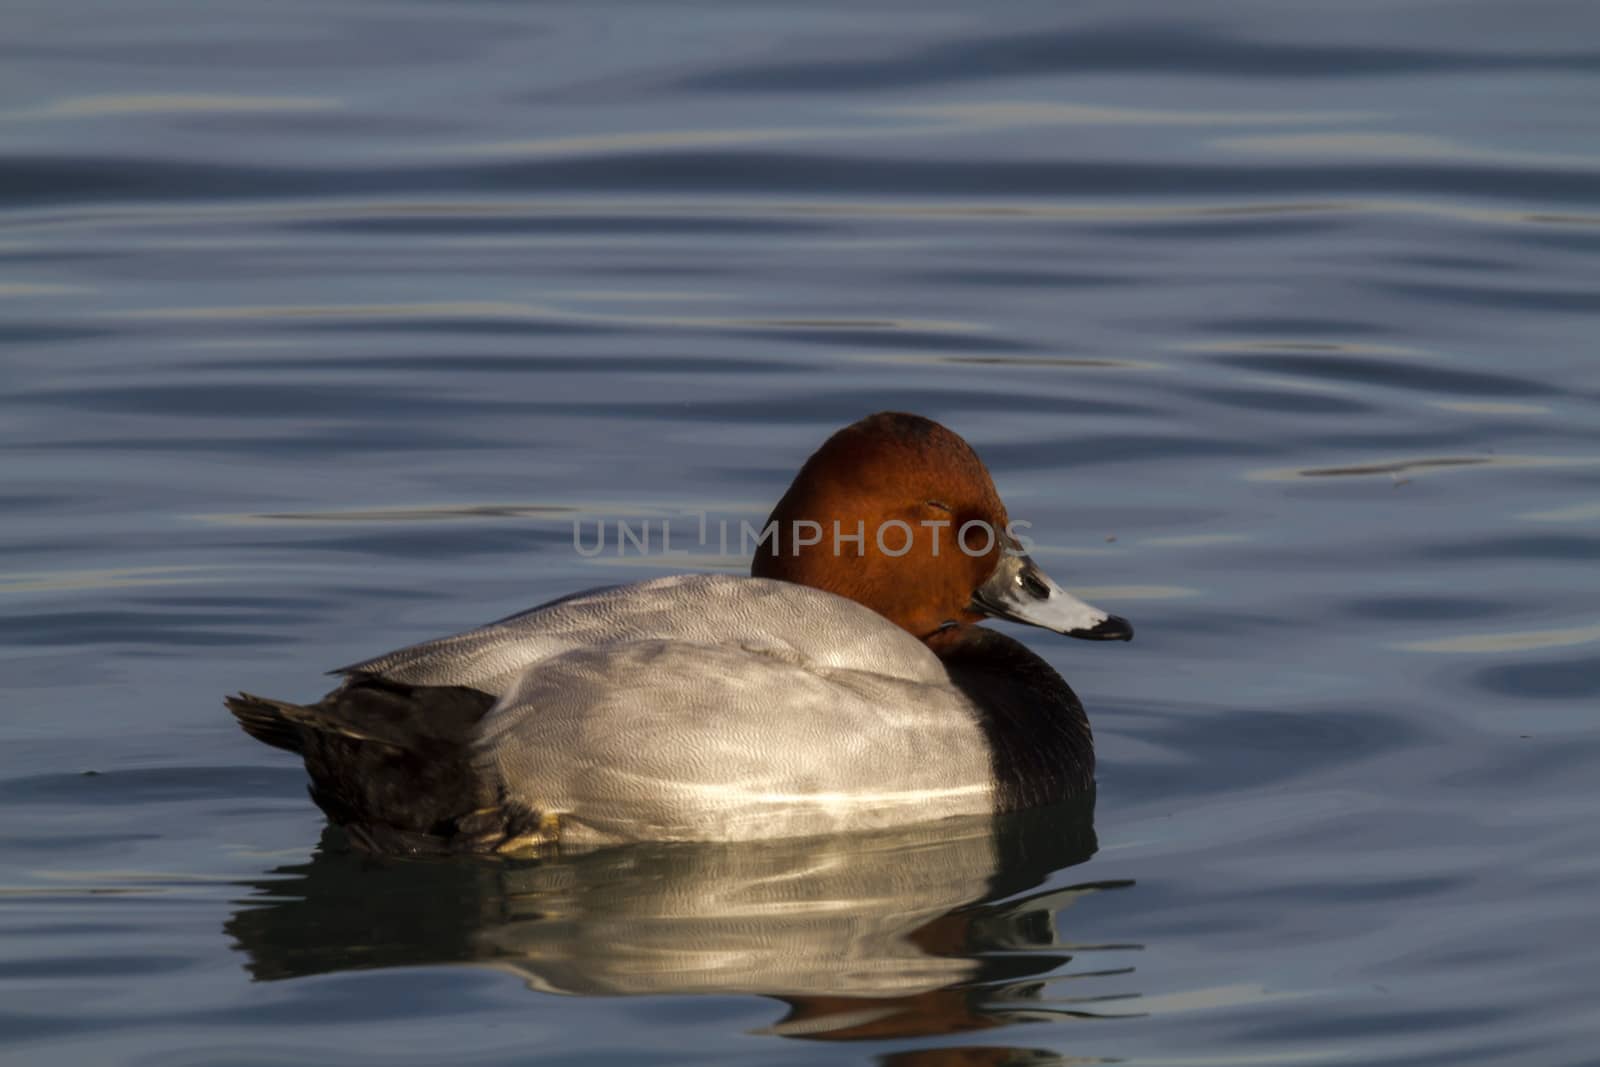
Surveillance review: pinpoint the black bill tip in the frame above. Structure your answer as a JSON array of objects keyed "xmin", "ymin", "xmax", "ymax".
[{"xmin": 1070, "ymin": 614, "xmax": 1134, "ymax": 642}]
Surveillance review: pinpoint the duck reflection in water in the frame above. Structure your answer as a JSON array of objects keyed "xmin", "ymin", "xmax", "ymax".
[{"xmin": 227, "ymin": 797, "xmax": 1141, "ymax": 1061}]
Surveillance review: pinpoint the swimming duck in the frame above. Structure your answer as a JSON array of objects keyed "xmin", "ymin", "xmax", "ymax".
[{"xmin": 227, "ymin": 412, "xmax": 1131, "ymax": 853}]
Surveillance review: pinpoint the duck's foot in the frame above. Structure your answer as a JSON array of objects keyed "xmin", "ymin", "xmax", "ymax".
[{"xmin": 492, "ymin": 811, "xmax": 561, "ymax": 856}]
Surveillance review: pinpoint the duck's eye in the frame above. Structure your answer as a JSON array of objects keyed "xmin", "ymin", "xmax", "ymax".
[{"xmin": 924, "ymin": 499, "xmax": 952, "ymax": 513}]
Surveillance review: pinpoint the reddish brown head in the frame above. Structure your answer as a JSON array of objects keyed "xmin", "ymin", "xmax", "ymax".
[{"xmin": 751, "ymin": 412, "xmax": 1133, "ymax": 648}]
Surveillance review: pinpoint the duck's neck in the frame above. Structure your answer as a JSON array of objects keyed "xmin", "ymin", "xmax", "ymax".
[{"xmin": 936, "ymin": 625, "xmax": 1094, "ymax": 811}]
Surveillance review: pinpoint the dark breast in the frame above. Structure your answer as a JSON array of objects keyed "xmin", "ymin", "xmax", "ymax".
[{"xmin": 938, "ymin": 626, "xmax": 1094, "ymax": 811}]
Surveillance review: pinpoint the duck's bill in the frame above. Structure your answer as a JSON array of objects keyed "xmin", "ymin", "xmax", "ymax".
[{"xmin": 970, "ymin": 553, "xmax": 1134, "ymax": 641}]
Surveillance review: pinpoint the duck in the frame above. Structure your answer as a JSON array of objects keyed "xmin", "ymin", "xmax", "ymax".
[{"xmin": 226, "ymin": 412, "xmax": 1132, "ymax": 854}]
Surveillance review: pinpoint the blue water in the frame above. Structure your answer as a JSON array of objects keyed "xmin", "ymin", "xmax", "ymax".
[{"xmin": 4, "ymin": 1, "xmax": 1599, "ymax": 1064}]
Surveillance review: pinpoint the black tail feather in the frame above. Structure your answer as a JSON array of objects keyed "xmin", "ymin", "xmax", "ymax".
[
  {"xmin": 225, "ymin": 681, "xmax": 523, "ymax": 855},
  {"xmin": 226, "ymin": 692, "xmax": 309, "ymax": 754}
]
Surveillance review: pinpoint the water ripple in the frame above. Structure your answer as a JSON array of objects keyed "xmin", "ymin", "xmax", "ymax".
[{"xmin": 673, "ymin": 23, "xmax": 1600, "ymax": 91}]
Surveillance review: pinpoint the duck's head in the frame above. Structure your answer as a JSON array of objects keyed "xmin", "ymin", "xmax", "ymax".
[{"xmin": 750, "ymin": 412, "xmax": 1133, "ymax": 648}]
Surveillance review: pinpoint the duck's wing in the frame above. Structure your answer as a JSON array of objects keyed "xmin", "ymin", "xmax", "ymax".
[
  {"xmin": 337, "ymin": 573, "xmax": 947, "ymax": 696},
  {"xmin": 472, "ymin": 638, "xmax": 994, "ymax": 845}
]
